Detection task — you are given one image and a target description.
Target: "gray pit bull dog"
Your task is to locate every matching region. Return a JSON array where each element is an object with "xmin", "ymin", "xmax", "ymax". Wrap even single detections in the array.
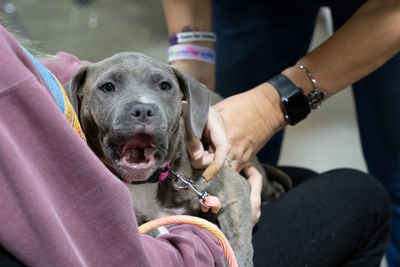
[{"xmin": 64, "ymin": 52, "xmax": 291, "ymax": 267}]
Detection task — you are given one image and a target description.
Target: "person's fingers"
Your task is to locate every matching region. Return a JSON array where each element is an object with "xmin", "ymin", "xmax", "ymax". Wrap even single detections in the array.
[
  {"xmin": 207, "ymin": 108, "xmax": 230, "ymax": 166},
  {"xmin": 246, "ymin": 166, "xmax": 263, "ymax": 194},
  {"xmin": 186, "ymin": 137, "xmax": 204, "ymax": 161},
  {"xmin": 190, "ymin": 151, "xmax": 215, "ymax": 169},
  {"xmin": 184, "ymin": 103, "xmax": 230, "ymax": 169},
  {"xmin": 227, "ymin": 159, "xmax": 250, "ymax": 173},
  {"xmin": 229, "ymin": 160, "xmax": 240, "ymax": 172},
  {"xmin": 244, "ymin": 165, "xmax": 263, "ymax": 225},
  {"xmin": 213, "ymin": 86, "xmax": 283, "ymax": 170},
  {"xmin": 210, "ymin": 130, "xmax": 230, "ymax": 167}
]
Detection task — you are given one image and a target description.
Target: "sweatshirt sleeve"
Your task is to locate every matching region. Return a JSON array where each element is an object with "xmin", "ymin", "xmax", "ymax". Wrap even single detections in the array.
[
  {"xmin": 39, "ymin": 51, "xmax": 90, "ymax": 85},
  {"xmin": 0, "ymin": 24, "xmax": 224, "ymax": 267}
]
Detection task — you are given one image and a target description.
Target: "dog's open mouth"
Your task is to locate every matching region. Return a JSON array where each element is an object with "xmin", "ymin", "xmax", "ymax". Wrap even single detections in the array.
[{"xmin": 118, "ymin": 133, "xmax": 157, "ymax": 182}]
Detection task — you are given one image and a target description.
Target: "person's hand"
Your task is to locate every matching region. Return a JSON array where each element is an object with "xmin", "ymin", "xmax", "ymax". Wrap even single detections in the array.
[
  {"xmin": 171, "ymin": 60, "xmax": 215, "ymax": 90},
  {"xmin": 243, "ymin": 164, "xmax": 263, "ymax": 225},
  {"xmin": 214, "ymin": 83, "xmax": 286, "ymax": 172},
  {"xmin": 184, "ymin": 104, "xmax": 230, "ymax": 168}
]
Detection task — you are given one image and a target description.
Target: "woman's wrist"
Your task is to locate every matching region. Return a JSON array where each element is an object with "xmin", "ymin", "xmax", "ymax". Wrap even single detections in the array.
[
  {"xmin": 168, "ymin": 44, "xmax": 216, "ymax": 64},
  {"xmin": 265, "ymin": 63, "xmax": 327, "ymax": 126},
  {"xmin": 167, "ymin": 33, "xmax": 216, "ymax": 90},
  {"xmin": 281, "ymin": 66, "xmax": 315, "ymax": 94},
  {"xmin": 251, "ymin": 83, "xmax": 288, "ymax": 134},
  {"xmin": 170, "ymin": 60, "xmax": 215, "ymax": 90}
]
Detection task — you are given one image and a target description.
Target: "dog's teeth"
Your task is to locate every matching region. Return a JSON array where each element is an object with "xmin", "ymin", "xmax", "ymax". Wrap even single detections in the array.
[
  {"xmin": 119, "ymin": 134, "xmax": 157, "ymax": 164},
  {"xmin": 122, "ymin": 149, "xmax": 137, "ymax": 163},
  {"xmin": 144, "ymin": 147, "xmax": 156, "ymax": 157}
]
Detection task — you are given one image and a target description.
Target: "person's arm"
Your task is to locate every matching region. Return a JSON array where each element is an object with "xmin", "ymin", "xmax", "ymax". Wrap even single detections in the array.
[
  {"xmin": 161, "ymin": 0, "xmax": 215, "ymax": 90},
  {"xmin": 285, "ymin": 0, "xmax": 400, "ymax": 96},
  {"xmin": 162, "ymin": 0, "xmax": 224, "ymax": 162},
  {"xmin": 162, "ymin": 0, "xmax": 263, "ymax": 224},
  {"xmin": 214, "ymin": 0, "xmax": 400, "ymax": 171}
]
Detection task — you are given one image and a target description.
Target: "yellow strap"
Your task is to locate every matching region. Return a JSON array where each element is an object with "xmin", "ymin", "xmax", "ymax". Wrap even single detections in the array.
[{"xmin": 49, "ymin": 71, "xmax": 86, "ymax": 142}]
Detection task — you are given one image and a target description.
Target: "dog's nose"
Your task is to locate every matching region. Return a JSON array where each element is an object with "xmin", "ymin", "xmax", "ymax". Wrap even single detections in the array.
[{"xmin": 131, "ymin": 103, "xmax": 155, "ymax": 123}]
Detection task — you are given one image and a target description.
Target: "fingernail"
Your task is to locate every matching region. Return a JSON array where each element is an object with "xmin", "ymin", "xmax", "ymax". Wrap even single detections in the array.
[{"xmin": 192, "ymin": 150, "xmax": 202, "ymax": 160}]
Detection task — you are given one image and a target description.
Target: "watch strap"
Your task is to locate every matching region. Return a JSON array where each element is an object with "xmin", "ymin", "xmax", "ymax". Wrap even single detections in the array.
[
  {"xmin": 268, "ymin": 74, "xmax": 296, "ymax": 99},
  {"xmin": 268, "ymin": 74, "xmax": 310, "ymax": 125}
]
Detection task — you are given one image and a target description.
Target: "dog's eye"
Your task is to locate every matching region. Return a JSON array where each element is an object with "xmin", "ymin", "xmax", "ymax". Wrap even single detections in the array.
[
  {"xmin": 100, "ymin": 82, "xmax": 115, "ymax": 93},
  {"xmin": 159, "ymin": 81, "xmax": 171, "ymax": 91}
]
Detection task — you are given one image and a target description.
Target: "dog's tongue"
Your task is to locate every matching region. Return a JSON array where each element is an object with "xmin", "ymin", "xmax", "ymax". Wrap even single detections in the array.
[
  {"xmin": 121, "ymin": 134, "xmax": 156, "ymax": 164},
  {"xmin": 123, "ymin": 148, "xmax": 155, "ymax": 163}
]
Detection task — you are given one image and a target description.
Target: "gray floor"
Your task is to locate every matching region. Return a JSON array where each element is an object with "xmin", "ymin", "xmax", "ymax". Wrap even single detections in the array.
[
  {"xmin": 5, "ymin": 0, "xmax": 168, "ymax": 62},
  {"xmin": 1, "ymin": 1, "xmax": 386, "ymax": 266}
]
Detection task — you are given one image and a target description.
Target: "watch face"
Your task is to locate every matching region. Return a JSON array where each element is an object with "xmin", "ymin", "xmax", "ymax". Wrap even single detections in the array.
[
  {"xmin": 268, "ymin": 74, "xmax": 311, "ymax": 125},
  {"xmin": 282, "ymin": 91, "xmax": 310, "ymax": 125}
]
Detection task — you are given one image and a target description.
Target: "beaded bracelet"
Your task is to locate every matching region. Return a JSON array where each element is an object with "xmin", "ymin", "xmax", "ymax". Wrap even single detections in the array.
[
  {"xmin": 169, "ymin": 31, "xmax": 216, "ymax": 45},
  {"xmin": 295, "ymin": 64, "xmax": 327, "ymax": 109},
  {"xmin": 167, "ymin": 44, "xmax": 216, "ymax": 64}
]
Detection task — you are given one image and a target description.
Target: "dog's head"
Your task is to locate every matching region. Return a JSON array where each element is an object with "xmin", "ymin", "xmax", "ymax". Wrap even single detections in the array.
[{"xmin": 65, "ymin": 52, "xmax": 209, "ymax": 183}]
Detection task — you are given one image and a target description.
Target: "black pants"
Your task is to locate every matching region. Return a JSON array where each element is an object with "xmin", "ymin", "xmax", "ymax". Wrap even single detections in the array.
[{"xmin": 253, "ymin": 168, "xmax": 391, "ymax": 267}]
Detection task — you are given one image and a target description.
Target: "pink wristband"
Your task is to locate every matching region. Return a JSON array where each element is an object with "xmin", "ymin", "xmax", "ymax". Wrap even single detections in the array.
[{"xmin": 167, "ymin": 44, "xmax": 216, "ymax": 64}]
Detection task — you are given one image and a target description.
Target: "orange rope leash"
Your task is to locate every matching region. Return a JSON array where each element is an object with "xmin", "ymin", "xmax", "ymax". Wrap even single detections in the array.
[
  {"xmin": 201, "ymin": 195, "xmax": 221, "ymax": 213},
  {"xmin": 139, "ymin": 215, "xmax": 238, "ymax": 267}
]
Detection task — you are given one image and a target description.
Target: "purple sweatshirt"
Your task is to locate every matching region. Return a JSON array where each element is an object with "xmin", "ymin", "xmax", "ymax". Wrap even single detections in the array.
[{"xmin": 0, "ymin": 24, "xmax": 224, "ymax": 266}]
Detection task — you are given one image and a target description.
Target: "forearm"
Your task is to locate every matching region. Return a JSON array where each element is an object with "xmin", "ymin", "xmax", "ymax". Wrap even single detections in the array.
[
  {"xmin": 224, "ymin": 0, "xmax": 400, "ymax": 158},
  {"xmin": 162, "ymin": 0, "xmax": 212, "ymax": 35},
  {"xmin": 282, "ymin": 0, "xmax": 400, "ymax": 96},
  {"xmin": 212, "ymin": 0, "xmax": 400, "ymax": 169},
  {"xmin": 259, "ymin": 0, "xmax": 400, "ymax": 132},
  {"xmin": 161, "ymin": 0, "xmax": 215, "ymax": 89}
]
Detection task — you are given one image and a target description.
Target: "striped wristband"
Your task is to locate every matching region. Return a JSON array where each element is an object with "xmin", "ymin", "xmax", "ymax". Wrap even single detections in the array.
[
  {"xmin": 169, "ymin": 31, "xmax": 216, "ymax": 45},
  {"xmin": 167, "ymin": 44, "xmax": 216, "ymax": 64}
]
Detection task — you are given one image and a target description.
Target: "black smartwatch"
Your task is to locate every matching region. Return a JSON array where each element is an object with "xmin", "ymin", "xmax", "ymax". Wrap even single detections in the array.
[{"xmin": 267, "ymin": 74, "xmax": 310, "ymax": 125}]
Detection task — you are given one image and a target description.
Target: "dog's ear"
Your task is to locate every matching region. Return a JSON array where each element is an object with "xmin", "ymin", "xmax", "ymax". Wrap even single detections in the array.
[
  {"xmin": 173, "ymin": 68, "xmax": 210, "ymax": 139},
  {"xmin": 64, "ymin": 65, "xmax": 89, "ymax": 116}
]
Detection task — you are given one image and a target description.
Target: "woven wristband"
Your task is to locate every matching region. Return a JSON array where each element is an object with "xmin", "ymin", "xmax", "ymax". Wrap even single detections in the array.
[
  {"xmin": 169, "ymin": 31, "xmax": 216, "ymax": 45},
  {"xmin": 167, "ymin": 44, "xmax": 216, "ymax": 64}
]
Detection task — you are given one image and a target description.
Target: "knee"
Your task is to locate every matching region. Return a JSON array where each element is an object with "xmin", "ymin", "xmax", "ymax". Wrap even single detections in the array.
[{"xmin": 323, "ymin": 168, "xmax": 392, "ymax": 220}]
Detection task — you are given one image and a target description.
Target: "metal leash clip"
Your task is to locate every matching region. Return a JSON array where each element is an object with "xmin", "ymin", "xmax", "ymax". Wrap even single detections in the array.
[{"xmin": 168, "ymin": 169, "xmax": 210, "ymax": 208}]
